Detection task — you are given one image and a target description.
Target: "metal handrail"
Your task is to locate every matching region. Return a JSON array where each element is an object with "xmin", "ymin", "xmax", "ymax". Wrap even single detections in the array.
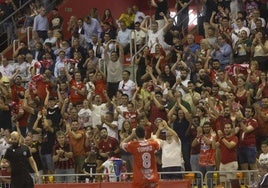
[
  {"xmin": 27, "ymin": 27, "xmax": 33, "ymax": 46},
  {"xmin": 0, "ymin": 0, "xmax": 32, "ymax": 26}
]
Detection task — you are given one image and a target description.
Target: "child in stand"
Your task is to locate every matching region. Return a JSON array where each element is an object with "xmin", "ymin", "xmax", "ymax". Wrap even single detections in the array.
[
  {"xmin": 259, "ymin": 140, "xmax": 268, "ymax": 166},
  {"xmin": 81, "ymin": 152, "xmax": 97, "ymax": 182}
]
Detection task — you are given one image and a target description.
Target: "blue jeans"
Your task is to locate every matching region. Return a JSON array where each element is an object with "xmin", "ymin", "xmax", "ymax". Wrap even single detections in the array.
[
  {"xmin": 40, "ymin": 154, "xmax": 54, "ymax": 172},
  {"xmin": 55, "ymin": 168, "xmax": 75, "ymax": 183},
  {"xmin": 200, "ymin": 165, "xmax": 215, "ymax": 188}
]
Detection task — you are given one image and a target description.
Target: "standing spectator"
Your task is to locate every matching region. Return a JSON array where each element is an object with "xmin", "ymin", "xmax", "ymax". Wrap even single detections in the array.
[
  {"xmin": 120, "ymin": 126, "xmax": 160, "ymax": 188},
  {"xmin": 49, "ymin": 8, "xmax": 63, "ymax": 34},
  {"xmin": 0, "ymin": 131, "xmax": 39, "ymax": 188},
  {"xmin": 192, "ymin": 121, "xmax": 216, "ymax": 188},
  {"xmin": 118, "ymin": 7, "xmax": 135, "ymax": 29},
  {"xmin": 0, "ymin": 0, "xmax": 17, "ymax": 43},
  {"xmin": 151, "ymin": 0, "xmax": 168, "ymax": 29},
  {"xmin": 259, "ymin": 140, "xmax": 268, "ymax": 166},
  {"xmin": 118, "ymin": 70, "xmax": 136, "ymax": 100},
  {"xmin": 33, "ymin": 7, "xmax": 49, "ymax": 41},
  {"xmin": 66, "ymin": 120, "xmax": 86, "ymax": 174},
  {"xmin": 235, "ymin": 106, "xmax": 258, "ymax": 182},
  {"xmin": 83, "ymin": 15, "xmax": 102, "ymax": 48},
  {"xmin": 97, "ymin": 127, "xmax": 120, "ymax": 169},
  {"xmin": 132, "ymin": 5, "xmax": 145, "ymax": 23},
  {"xmin": 32, "ymin": 111, "xmax": 55, "ymax": 175},
  {"xmin": 117, "ymin": 21, "xmax": 131, "ymax": 54},
  {"xmin": 131, "ymin": 21, "xmax": 146, "ymax": 51},
  {"xmin": 156, "ymin": 119, "xmax": 183, "ymax": 179},
  {"xmin": 216, "ymin": 123, "xmax": 238, "ymax": 188},
  {"xmin": 210, "ymin": 34, "xmax": 232, "ymax": 70},
  {"xmin": 52, "ymin": 130, "xmax": 74, "ymax": 183},
  {"xmin": 104, "ymin": 40, "xmax": 124, "ymax": 99},
  {"xmin": 254, "ymin": 97, "xmax": 268, "ymax": 150}
]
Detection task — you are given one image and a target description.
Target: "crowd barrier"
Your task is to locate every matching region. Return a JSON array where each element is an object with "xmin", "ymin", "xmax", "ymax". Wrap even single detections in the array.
[
  {"xmin": 35, "ymin": 181, "xmax": 192, "ymax": 188},
  {"xmin": 1, "ymin": 170, "xmax": 259, "ymax": 188}
]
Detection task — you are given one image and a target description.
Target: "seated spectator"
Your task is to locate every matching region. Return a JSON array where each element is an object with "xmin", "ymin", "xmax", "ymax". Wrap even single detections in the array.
[
  {"xmin": 49, "ymin": 8, "xmax": 63, "ymax": 34},
  {"xmin": 101, "ymin": 9, "xmax": 116, "ymax": 29},
  {"xmin": 118, "ymin": 7, "xmax": 135, "ymax": 29}
]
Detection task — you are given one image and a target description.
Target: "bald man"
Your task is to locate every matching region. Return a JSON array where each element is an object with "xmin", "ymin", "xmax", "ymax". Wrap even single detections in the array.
[{"xmin": 0, "ymin": 131, "xmax": 40, "ymax": 188}]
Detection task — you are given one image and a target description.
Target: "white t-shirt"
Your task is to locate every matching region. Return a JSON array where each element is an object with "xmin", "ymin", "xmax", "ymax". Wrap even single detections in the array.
[{"xmin": 161, "ymin": 138, "xmax": 182, "ymax": 168}]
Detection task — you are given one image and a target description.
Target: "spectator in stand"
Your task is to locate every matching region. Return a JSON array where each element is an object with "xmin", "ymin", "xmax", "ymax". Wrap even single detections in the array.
[
  {"xmin": 31, "ymin": 42, "xmax": 45, "ymax": 61},
  {"xmin": 88, "ymin": 35, "xmax": 104, "ymax": 58},
  {"xmin": 101, "ymin": 111, "xmax": 119, "ymax": 141},
  {"xmin": 192, "ymin": 121, "xmax": 216, "ymax": 188},
  {"xmin": 210, "ymin": 15, "xmax": 232, "ymax": 43},
  {"xmin": 44, "ymin": 30, "xmax": 57, "ymax": 48},
  {"xmin": 54, "ymin": 50, "xmax": 67, "ymax": 78},
  {"xmin": 104, "ymin": 40, "xmax": 124, "ymax": 99},
  {"xmin": 13, "ymin": 41, "xmax": 30, "ymax": 58},
  {"xmin": 132, "ymin": 5, "xmax": 145, "ymax": 24},
  {"xmin": 135, "ymin": 46, "xmax": 152, "ymax": 87},
  {"xmin": 256, "ymin": 72, "xmax": 268, "ymax": 99},
  {"xmin": 96, "ymin": 127, "xmax": 120, "ymax": 169},
  {"xmin": 251, "ymin": 31, "xmax": 268, "ymax": 72},
  {"xmin": 254, "ymin": 97, "xmax": 268, "ymax": 150},
  {"xmin": 52, "ymin": 130, "xmax": 74, "ymax": 183},
  {"xmin": 101, "ymin": 9, "xmax": 116, "ymax": 30},
  {"xmin": 156, "ymin": 119, "xmax": 183, "ymax": 179},
  {"xmin": 118, "ymin": 7, "xmax": 135, "ymax": 29},
  {"xmin": 216, "ymin": 123, "xmax": 238, "ymax": 188},
  {"xmin": 49, "ymin": 8, "xmax": 63, "ymax": 34},
  {"xmin": 168, "ymin": 96, "xmax": 192, "ymax": 171},
  {"xmin": 140, "ymin": 14, "xmax": 171, "ymax": 53},
  {"xmin": 83, "ymin": 15, "xmax": 102, "ymax": 48},
  {"xmin": 118, "ymin": 70, "xmax": 136, "ymax": 100},
  {"xmin": 0, "ymin": 0, "xmax": 17, "ymax": 42},
  {"xmin": 0, "ymin": 57, "xmax": 14, "ymax": 79},
  {"xmin": 33, "ymin": 7, "xmax": 49, "ymax": 41},
  {"xmin": 117, "ymin": 21, "xmax": 131, "ymax": 54},
  {"xmin": 259, "ymin": 140, "xmax": 268, "ymax": 166},
  {"xmin": 89, "ymin": 8, "xmax": 100, "ymax": 22},
  {"xmin": 101, "ymin": 22, "xmax": 116, "ymax": 41},
  {"xmin": 151, "ymin": 0, "xmax": 168, "ymax": 29},
  {"xmin": 210, "ymin": 34, "xmax": 232, "ymax": 70},
  {"xmin": 233, "ymin": 30, "xmax": 252, "ymax": 64},
  {"xmin": 83, "ymin": 49, "xmax": 99, "ymax": 74},
  {"xmin": 131, "ymin": 21, "xmax": 146, "ymax": 51},
  {"xmin": 67, "ymin": 15, "xmax": 78, "ymax": 36},
  {"xmin": 32, "ymin": 111, "xmax": 55, "ymax": 176},
  {"xmin": 65, "ymin": 120, "xmax": 86, "ymax": 174},
  {"xmin": 65, "ymin": 68, "xmax": 86, "ymax": 105},
  {"xmin": 235, "ymin": 106, "xmax": 259, "ymax": 182},
  {"xmin": 248, "ymin": 9, "xmax": 266, "ymax": 32}
]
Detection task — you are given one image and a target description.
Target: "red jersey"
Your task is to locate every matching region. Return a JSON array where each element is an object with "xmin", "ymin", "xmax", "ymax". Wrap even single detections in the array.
[
  {"xmin": 256, "ymin": 108, "xmax": 268, "ymax": 136},
  {"xmin": 122, "ymin": 140, "xmax": 160, "ymax": 188},
  {"xmin": 69, "ymin": 79, "xmax": 86, "ymax": 104},
  {"xmin": 198, "ymin": 134, "xmax": 215, "ymax": 166},
  {"xmin": 238, "ymin": 118, "xmax": 258, "ymax": 147},
  {"xmin": 219, "ymin": 135, "xmax": 238, "ymax": 164},
  {"xmin": 98, "ymin": 136, "xmax": 119, "ymax": 157}
]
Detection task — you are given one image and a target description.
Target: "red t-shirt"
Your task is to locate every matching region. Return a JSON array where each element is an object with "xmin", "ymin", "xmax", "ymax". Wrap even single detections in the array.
[
  {"xmin": 198, "ymin": 134, "xmax": 215, "ymax": 166},
  {"xmin": 69, "ymin": 79, "xmax": 86, "ymax": 104},
  {"xmin": 238, "ymin": 118, "xmax": 258, "ymax": 147},
  {"xmin": 219, "ymin": 135, "xmax": 238, "ymax": 164},
  {"xmin": 122, "ymin": 140, "xmax": 160, "ymax": 188},
  {"xmin": 98, "ymin": 136, "xmax": 119, "ymax": 157}
]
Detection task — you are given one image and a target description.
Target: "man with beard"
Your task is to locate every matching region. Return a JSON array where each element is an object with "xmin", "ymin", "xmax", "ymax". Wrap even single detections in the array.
[
  {"xmin": 66, "ymin": 120, "xmax": 86, "ymax": 174},
  {"xmin": 254, "ymin": 97, "xmax": 268, "ymax": 151},
  {"xmin": 192, "ymin": 122, "xmax": 215, "ymax": 188},
  {"xmin": 172, "ymin": 68, "xmax": 190, "ymax": 97},
  {"xmin": 195, "ymin": 68, "xmax": 212, "ymax": 93},
  {"xmin": 0, "ymin": 131, "xmax": 39, "ymax": 188},
  {"xmin": 96, "ymin": 127, "xmax": 120, "ymax": 170},
  {"xmin": 216, "ymin": 123, "xmax": 238, "ymax": 188},
  {"xmin": 235, "ymin": 106, "xmax": 258, "ymax": 183}
]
